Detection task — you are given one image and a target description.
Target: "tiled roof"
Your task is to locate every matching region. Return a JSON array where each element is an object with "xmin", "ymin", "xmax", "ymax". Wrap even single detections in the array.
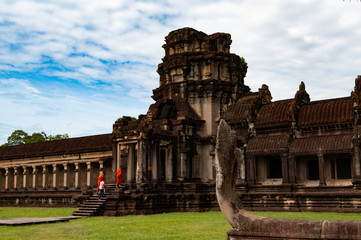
[
  {"xmin": 255, "ymin": 99, "xmax": 293, "ymax": 128},
  {"xmin": 0, "ymin": 133, "xmax": 113, "ymax": 160},
  {"xmin": 298, "ymin": 97, "xmax": 353, "ymax": 128},
  {"xmin": 289, "ymin": 134, "xmax": 353, "ymax": 155},
  {"xmin": 223, "ymin": 93, "xmax": 258, "ymax": 124},
  {"xmin": 246, "ymin": 134, "xmax": 290, "ymax": 154}
]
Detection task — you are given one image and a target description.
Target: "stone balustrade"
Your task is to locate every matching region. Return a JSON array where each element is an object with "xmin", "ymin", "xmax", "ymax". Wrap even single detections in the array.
[{"xmin": 0, "ymin": 160, "xmax": 110, "ymax": 191}]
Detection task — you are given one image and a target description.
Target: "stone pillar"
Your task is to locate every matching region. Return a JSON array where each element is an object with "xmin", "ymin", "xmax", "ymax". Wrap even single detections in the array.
[
  {"xmin": 288, "ymin": 155, "xmax": 296, "ymax": 184},
  {"xmin": 111, "ymin": 143, "xmax": 117, "ymax": 183},
  {"xmin": 238, "ymin": 148, "xmax": 246, "ymax": 181},
  {"xmin": 23, "ymin": 166, "xmax": 27, "ymax": 189},
  {"xmin": 247, "ymin": 156, "xmax": 256, "ymax": 184},
  {"xmin": 166, "ymin": 146, "xmax": 173, "ymax": 181},
  {"xmin": 5, "ymin": 168, "xmax": 9, "ymax": 190},
  {"xmin": 52, "ymin": 164, "xmax": 57, "ymax": 188},
  {"xmin": 14, "ymin": 167, "xmax": 18, "ymax": 189},
  {"xmin": 63, "ymin": 163, "xmax": 68, "ymax": 188},
  {"xmin": 180, "ymin": 152, "xmax": 187, "ymax": 180},
  {"xmin": 86, "ymin": 162, "xmax": 91, "ymax": 187},
  {"xmin": 74, "ymin": 163, "xmax": 79, "ymax": 188},
  {"xmin": 32, "ymin": 166, "xmax": 37, "ymax": 189},
  {"xmin": 42, "ymin": 165, "xmax": 46, "ymax": 189},
  {"xmin": 117, "ymin": 144, "xmax": 123, "ymax": 170},
  {"xmin": 136, "ymin": 140, "xmax": 144, "ymax": 183},
  {"xmin": 281, "ymin": 153, "xmax": 289, "ymax": 184},
  {"xmin": 354, "ymin": 140, "xmax": 361, "ymax": 178},
  {"xmin": 151, "ymin": 144, "xmax": 158, "ymax": 180},
  {"xmin": 318, "ymin": 152, "xmax": 326, "ymax": 186},
  {"xmin": 127, "ymin": 144, "xmax": 135, "ymax": 182},
  {"xmin": 99, "ymin": 161, "xmax": 104, "ymax": 175}
]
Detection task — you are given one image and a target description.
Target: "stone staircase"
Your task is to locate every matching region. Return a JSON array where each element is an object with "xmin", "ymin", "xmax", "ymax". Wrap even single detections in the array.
[{"xmin": 72, "ymin": 184, "xmax": 118, "ymax": 217}]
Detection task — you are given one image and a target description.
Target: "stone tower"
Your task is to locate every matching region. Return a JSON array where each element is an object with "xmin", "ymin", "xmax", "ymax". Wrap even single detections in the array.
[{"xmin": 152, "ymin": 27, "xmax": 249, "ymax": 180}]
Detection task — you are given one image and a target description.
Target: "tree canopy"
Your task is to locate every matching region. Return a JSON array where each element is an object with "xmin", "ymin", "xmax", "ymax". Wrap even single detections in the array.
[{"xmin": 1, "ymin": 130, "xmax": 69, "ymax": 147}]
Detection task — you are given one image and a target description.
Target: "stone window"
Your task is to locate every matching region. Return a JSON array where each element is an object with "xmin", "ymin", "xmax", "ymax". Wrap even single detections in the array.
[
  {"xmin": 296, "ymin": 156, "xmax": 319, "ymax": 185},
  {"xmin": 256, "ymin": 155, "xmax": 282, "ymax": 184},
  {"xmin": 330, "ymin": 157, "xmax": 352, "ymax": 179}
]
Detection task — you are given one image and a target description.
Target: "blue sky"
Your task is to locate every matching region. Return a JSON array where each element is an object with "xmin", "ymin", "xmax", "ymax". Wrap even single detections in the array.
[{"xmin": 1, "ymin": 0, "xmax": 361, "ymax": 144}]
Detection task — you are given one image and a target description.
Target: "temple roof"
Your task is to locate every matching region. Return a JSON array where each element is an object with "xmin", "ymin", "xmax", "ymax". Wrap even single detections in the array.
[
  {"xmin": 224, "ymin": 93, "xmax": 354, "ymax": 130},
  {"xmin": 289, "ymin": 134, "xmax": 353, "ymax": 155},
  {"xmin": 0, "ymin": 133, "xmax": 113, "ymax": 160},
  {"xmin": 246, "ymin": 134, "xmax": 290, "ymax": 155},
  {"xmin": 256, "ymin": 99, "xmax": 293, "ymax": 129},
  {"xmin": 137, "ymin": 97, "xmax": 203, "ymax": 134},
  {"xmin": 223, "ymin": 92, "xmax": 258, "ymax": 124},
  {"xmin": 298, "ymin": 97, "xmax": 353, "ymax": 128}
]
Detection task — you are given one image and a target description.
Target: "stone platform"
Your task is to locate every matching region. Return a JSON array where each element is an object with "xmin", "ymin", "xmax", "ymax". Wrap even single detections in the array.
[{"xmin": 0, "ymin": 216, "xmax": 81, "ymax": 226}]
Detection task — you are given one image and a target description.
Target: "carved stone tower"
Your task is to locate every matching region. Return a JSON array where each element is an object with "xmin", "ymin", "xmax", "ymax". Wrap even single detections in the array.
[{"xmin": 153, "ymin": 27, "xmax": 249, "ymax": 180}]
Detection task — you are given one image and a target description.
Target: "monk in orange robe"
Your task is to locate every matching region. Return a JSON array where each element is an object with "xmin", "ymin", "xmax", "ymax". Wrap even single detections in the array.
[
  {"xmin": 97, "ymin": 173, "xmax": 104, "ymax": 191},
  {"xmin": 116, "ymin": 168, "xmax": 123, "ymax": 187}
]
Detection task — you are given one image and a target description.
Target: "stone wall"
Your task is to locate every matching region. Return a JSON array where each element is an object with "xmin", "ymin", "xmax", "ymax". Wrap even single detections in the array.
[{"xmin": 0, "ymin": 189, "xmax": 86, "ymax": 207}]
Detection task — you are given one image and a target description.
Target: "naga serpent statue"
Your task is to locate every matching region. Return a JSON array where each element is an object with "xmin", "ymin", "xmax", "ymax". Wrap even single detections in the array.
[{"xmin": 215, "ymin": 119, "xmax": 361, "ymax": 240}]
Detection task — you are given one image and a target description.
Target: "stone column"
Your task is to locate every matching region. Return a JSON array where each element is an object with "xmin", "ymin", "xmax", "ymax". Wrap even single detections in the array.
[
  {"xmin": 32, "ymin": 166, "xmax": 37, "ymax": 189},
  {"xmin": 180, "ymin": 152, "xmax": 187, "ymax": 180},
  {"xmin": 117, "ymin": 144, "xmax": 122, "ymax": 170},
  {"xmin": 247, "ymin": 156, "xmax": 256, "ymax": 184},
  {"xmin": 354, "ymin": 140, "xmax": 361, "ymax": 178},
  {"xmin": 86, "ymin": 162, "xmax": 91, "ymax": 187},
  {"xmin": 136, "ymin": 140, "xmax": 144, "ymax": 184},
  {"xmin": 99, "ymin": 161, "xmax": 104, "ymax": 175},
  {"xmin": 127, "ymin": 143, "xmax": 135, "ymax": 182},
  {"xmin": 318, "ymin": 152, "xmax": 326, "ymax": 186},
  {"xmin": 281, "ymin": 153, "xmax": 289, "ymax": 184},
  {"xmin": 238, "ymin": 148, "xmax": 246, "ymax": 182},
  {"xmin": 5, "ymin": 168, "xmax": 9, "ymax": 190},
  {"xmin": 14, "ymin": 167, "xmax": 18, "ymax": 189},
  {"xmin": 288, "ymin": 155, "xmax": 296, "ymax": 184},
  {"xmin": 23, "ymin": 166, "xmax": 27, "ymax": 189},
  {"xmin": 63, "ymin": 163, "xmax": 68, "ymax": 188},
  {"xmin": 42, "ymin": 165, "xmax": 47, "ymax": 189},
  {"xmin": 166, "ymin": 146, "xmax": 173, "ymax": 181},
  {"xmin": 52, "ymin": 164, "xmax": 57, "ymax": 188},
  {"xmin": 74, "ymin": 163, "xmax": 79, "ymax": 188},
  {"xmin": 151, "ymin": 144, "xmax": 158, "ymax": 180}
]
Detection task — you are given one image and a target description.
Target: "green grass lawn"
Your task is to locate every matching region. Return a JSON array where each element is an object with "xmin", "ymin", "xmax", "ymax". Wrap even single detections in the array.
[{"xmin": 2, "ymin": 207, "xmax": 361, "ymax": 240}]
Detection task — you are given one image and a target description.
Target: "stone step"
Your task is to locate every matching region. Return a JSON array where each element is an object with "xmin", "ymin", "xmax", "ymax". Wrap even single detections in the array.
[
  {"xmin": 81, "ymin": 203, "xmax": 104, "ymax": 207},
  {"xmin": 78, "ymin": 207, "xmax": 98, "ymax": 211},
  {"xmin": 75, "ymin": 209, "xmax": 99, "ymax": 213},
  {"xmin": 72, "ymin": 212, "xmax": 93, "ymax": 216}
]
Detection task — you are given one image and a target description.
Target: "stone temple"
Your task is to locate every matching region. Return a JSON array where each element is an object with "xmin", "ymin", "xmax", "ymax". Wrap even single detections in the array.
[{"xmin": 0, "ymin": 27, "xmax": 361, "ymax": 215}]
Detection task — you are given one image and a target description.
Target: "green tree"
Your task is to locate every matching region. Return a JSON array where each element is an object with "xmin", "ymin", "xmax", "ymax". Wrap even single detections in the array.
[
  {"xmin": 2, "ymin": 130, "xmax": 29, "ymax": 146},
  {"xmin": 240, "ymin": 57, "xmax": 248, "ymax": 70},
  {"xmin": 48, "ymin": 133, "xmax": 69, "ymax": 141},
  {"xmin": 1, "ymin": 130, "xmax": 69, "ymax": 147}
]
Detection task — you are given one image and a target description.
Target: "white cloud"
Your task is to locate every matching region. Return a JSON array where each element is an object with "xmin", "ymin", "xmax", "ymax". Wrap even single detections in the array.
[{"xmin": 1, "ymin": 0, "xmax": 361, "ymax": 144}]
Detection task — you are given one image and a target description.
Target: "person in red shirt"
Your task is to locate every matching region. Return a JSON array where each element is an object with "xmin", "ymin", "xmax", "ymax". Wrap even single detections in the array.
[
  {"xmin": 116, "ymin": 168, "xmax": 123, "ymax": 188},
  {"xmin": 97, "ymin": 173, "xmax": 104, "ymax": 191}
]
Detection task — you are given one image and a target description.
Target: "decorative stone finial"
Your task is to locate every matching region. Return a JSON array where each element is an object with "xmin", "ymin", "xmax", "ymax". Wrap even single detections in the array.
[
  {"xmin": 289, "ymin": 81, "xmax": 310, "ymax": 122},
  {"xmin": 295, "ymin": 81, "xmax": 310, "ymax": 105},
  {"xmin": 258, "ymin": 84, "xmax": 272, "ymax": 104},
  {"xmin": 351, "ymin": 75, "xmax": 361, "ymax": 110}
]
